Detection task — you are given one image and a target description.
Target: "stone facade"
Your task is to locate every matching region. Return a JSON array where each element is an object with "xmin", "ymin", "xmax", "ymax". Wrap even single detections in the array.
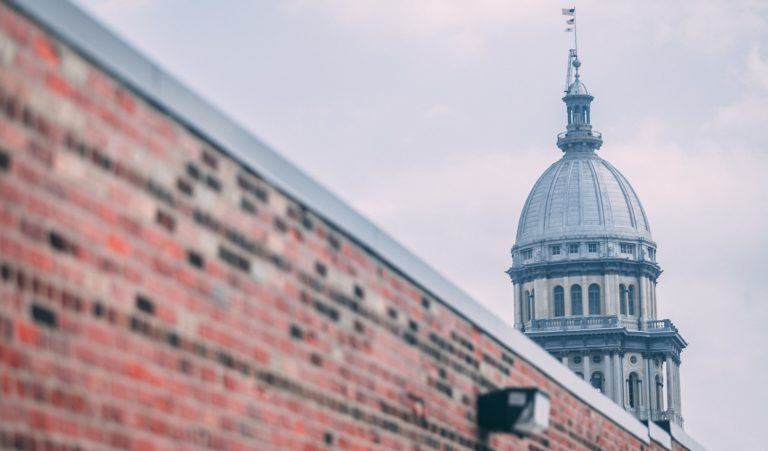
[
  {"xmin": 0, "ymin": 1, "xmax": 702, "ymax": 449},
  {"xmin": 508, "ymin": 55, "xmax": 686, "ymax": 426}
]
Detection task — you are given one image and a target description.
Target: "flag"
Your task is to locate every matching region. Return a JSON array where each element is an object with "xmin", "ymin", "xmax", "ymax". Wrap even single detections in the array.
[
  {"xmin": 562, "ymin": 7, "xmax": 575, "ymax": 16},
  {"xmin": 566, "ymin": 18, "xmax": 575, "ymax": 25},
  {"xmin": 565, "ymin": 27, "xmax": 574, "ymax": 32}
]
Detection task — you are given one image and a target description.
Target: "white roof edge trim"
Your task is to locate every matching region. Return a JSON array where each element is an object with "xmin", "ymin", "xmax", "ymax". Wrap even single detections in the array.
[
  {"xmin": 670, "ymin": 422, "xmax": 707, "ymax": 451},
  {"xmin": 648, "ymin": 422, "xmax": 672, "ymax": 450},
  {"xmin": 11, "ymin": 0, "xmax": 674, "ymax": 445}
]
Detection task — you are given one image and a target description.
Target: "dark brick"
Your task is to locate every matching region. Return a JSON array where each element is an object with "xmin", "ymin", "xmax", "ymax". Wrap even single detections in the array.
[
  {"xmin": 167, "ymin": 332, "xmax": 180, "ymax": 348},
  {"xmin": 186, "ymin": 162, "xmax": 200, "ymax": 180},
  {"xmin": 218, "ymin": 246, "xmax": 250, "ymax": 272},
  {"xmin": 135, "ymin": 295, "xmax": 155, "ymax": 315},
  {"xmin": 290, "ymin": 325, "xmax": 303, "ymax": 340},
  {"xmin": 205, "ymin": 175, "xmax": 220, "ymax": 192},
  {"xmin": 156, "ymin": 210, "xmax": 176, "ymax": 232},
  {"xmin": 314, "ymin": 262, "xmax": 327, "ymax": 278},
  {"xmin": 31, "ymin": 304, "xmax": 56, "ymax": 328},
  {"xmin": 48, "ymin": 231, "xmax": 68, "ymax": 252},
  {"xmin": 240, "ymin": 198, "xmax": 256, "ymax": 215},
  {"xmin": 0, "ymin": 149, "xmax": 9, "ymax": 171},
  {"xmin": 188, "ymin": 250, "xmax": 204, "ymax": 269},
  {"xmin": 201, "ymin": 151, "xmax": 218, "ymax": 170},
  {"xmin": 177, "ymin": 178, "xmax": 193, "ymax": 196}
]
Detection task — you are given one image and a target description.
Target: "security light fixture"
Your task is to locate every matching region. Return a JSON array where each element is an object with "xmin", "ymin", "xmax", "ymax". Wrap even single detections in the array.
[{"xmin": 477, "ymin": 388, "xmax": 550, "ymax": 437}]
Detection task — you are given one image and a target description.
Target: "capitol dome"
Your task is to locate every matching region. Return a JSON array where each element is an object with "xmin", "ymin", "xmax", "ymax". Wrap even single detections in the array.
[{"xmin": 515, "ymin": 152, "xmax": 652, "ymax": 247}]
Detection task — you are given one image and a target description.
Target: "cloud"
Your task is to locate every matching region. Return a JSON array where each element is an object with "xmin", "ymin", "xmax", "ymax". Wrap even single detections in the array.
[
  {"xmin": 708, "ymin": 47, "xmax": 768, "ymax": 143},
  {"xmin": 284, "ymin": 0, "xmax": 550, "ymax": 58}
]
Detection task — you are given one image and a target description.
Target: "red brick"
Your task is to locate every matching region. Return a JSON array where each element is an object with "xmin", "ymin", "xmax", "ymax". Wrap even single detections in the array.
[
  {"xmin": 33, "ymin": 35, "xmax": 59, "ymax": 66},
  {"xmin": 16, "ymin": 321, "xmax": 40, "ymax": 345},
  {"xmin": 45, "ymin": 72, "xmax": 72, "ymax": 97}
]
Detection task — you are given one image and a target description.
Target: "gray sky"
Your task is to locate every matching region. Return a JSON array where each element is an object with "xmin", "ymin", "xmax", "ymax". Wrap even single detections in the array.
[{"xmin": 74, "ymin": 1, "xmax": 768, "ymax": 449}]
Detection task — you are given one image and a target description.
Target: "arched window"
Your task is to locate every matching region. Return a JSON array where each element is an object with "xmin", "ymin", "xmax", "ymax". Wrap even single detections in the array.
[
  {"xmin": 619, "ymin": 284, "xmax": 627, "ymax": 315},
  {"xmin": 524, "ymin": 290, "xmax": 531, "ymax": 321},
  {"xmin": 588, "ymin": 284, "xmax": 601, "ymax": 315},
  {"xmin": 554, "ymin": 286, "xmax": 565, "ymax": 317},
  {"xmin": 655, "ymin": 374, "xmax": 664, "ymax": 411},
  {"xmin": 627, "ymin": 372, "xmax": 641, "ymax": 408},
  {"xmin": 529, "ymin": 289, "xmax": 535, "ymax": 320},
  {"xmin": 628, "ymin": 285, "xmax": 636, "ymax": 316},
  {"xmin": 590, "ymin": 371, "xmax": 604, "ymax": 393},
  {"xmin": 570, "ymin": 284, "xmax": 583, "ymax": 316}
]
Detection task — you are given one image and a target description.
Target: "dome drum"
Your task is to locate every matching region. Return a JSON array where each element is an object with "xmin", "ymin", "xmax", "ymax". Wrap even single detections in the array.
[{"xmin": 506, "ymin": 258, "xmax": 662, "ymax": 285}]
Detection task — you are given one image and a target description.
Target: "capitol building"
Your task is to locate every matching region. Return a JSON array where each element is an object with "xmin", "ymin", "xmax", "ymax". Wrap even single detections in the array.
[{"xmin": 507, "ymin": 55, "xmax": 686, "ymax": 426}]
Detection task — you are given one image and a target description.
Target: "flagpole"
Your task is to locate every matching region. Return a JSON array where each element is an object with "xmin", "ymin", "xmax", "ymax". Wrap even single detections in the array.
[{"xmin": 573, "ymin": 9, "xmax": 578, "ymax": 58}]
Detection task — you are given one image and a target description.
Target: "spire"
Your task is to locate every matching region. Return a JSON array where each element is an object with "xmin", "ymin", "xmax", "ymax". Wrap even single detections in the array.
[{"xmin": 557, "ymin": 9, "xmax": 602, "ymax": 154}]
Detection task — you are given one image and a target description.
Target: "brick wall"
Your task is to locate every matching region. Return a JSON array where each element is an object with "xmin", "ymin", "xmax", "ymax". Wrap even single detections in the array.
[{"xmin": 0, "ymin": 2, "xmax": 692, "ymax": 450}]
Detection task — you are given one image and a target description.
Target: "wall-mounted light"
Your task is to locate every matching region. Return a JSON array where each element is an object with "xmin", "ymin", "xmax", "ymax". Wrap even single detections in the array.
[{"xmin": 477, "ymin": 388, "xmax": 550, "ymax": 436}]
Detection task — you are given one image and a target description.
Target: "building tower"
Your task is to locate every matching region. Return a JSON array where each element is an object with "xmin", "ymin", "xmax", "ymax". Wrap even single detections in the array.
[{"xmin": 507, "ymin": 50, "xmax": 687, "ymax": 426}]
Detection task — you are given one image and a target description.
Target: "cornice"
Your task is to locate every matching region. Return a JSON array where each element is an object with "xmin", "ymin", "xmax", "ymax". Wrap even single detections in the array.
[{"xmin": 507, "ymin": 258, "xmax": 662, "ymax": 284}]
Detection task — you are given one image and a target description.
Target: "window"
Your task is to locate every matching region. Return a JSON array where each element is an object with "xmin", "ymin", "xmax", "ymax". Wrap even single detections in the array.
[
  {"xmin": 551, "ymin": 245, "xmax": 561, "ymax": 256},
  {"xmin": 522, "ymin": 248, "xmax": 533, "ymax": 260},
  {"xmin": 520, "ymin": 290, "xmax": 531, "ymax": 321},
  {"xmin": 627, "ymin": 285, "xmax": 636, "ymax": 316},
  {"xmin": 570, "ymin": 285, "xmax": 583, "ymax": 316},
  {"xmin": 588, "ymin": 284, "xmax": 601, "ymax": 315},
  {"xmin": 529, "ymin": 289, "xmax": 535, "ymax": 320},
  {"xmin": 620, "ymin": 243, "xmax": 635, "ymax": 255},
  {"xmin": 573, "ymin": 356, "xmax": 582, "ymax": 364},
  {"xmin": 568, "ymin": 243, "xmax": 579, "ymax": 254},
  {"xmin": 592, "ymin": 355, "xmax": 602, "ymax": 364},
  {"xmin": 588, "ymin": 242, "xmax": 598, "ymax": 253},
  {"xmin": 655, "ymin": 375, "xmax": 665, "ymax": 410},
  {"xmin": 648, "ymin": 247, "xmax": 656, "ymax": 261},
  {"xmin": 591, "ymin": 372, "xmax": 604, "ymax": 393},
  {"xmin": 619, "ymin": 284, "xmax": 627, "ymax": 315},
  {"xmin": 627, "ymin": 373, "xmax": 641, "ymax": 408},
  {"xmin": 575, "ymin": 371, "xmax": 584, "ymax": 379},
  {"xmin": 553, "ymin": 286, "xmax": 565, "ymax": 317}
]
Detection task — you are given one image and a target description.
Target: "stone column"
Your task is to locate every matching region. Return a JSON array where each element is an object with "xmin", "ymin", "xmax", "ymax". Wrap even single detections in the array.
[
  {"xmin": 666, "ymin": 356, "xmax": 675, "ymax": 414},
  {"xmin": 645, "ymin": 355, "xmax": 655, "ymax": 414},
  {"xmin": 583, "ymin": 352, "xmax": 591, "ymax": 386},
  {"xmin": 562, "ymin": 354, "xmax": 569, "ymax": 367},
  {"xmin": 638, "ymin": 276, "xmax": 648, "ymax": 327},
  {"xmin": 604, "ymin": 274, "xmax": 617, "ymax": 315},
  {"xmin": 615, "ymin": 353, "xmax": 625, "ymax": 407},
  {"xmin": 535, "ymin": 279, "xmax": 547, "ymax": 319},
  {"xmin": 674, "ymin": 362, "xmax": 682, "ymax": 419},
  {"xmin": 514, "ymin": 284, "xmax": 521, "ymax": 328},
  {"xmin": 606, "ymin": 353, "xmax": 615, "ymax": 399},
  {"xmin": 612, "ymin": 352, "xmax": 621, "ymax": 403}
]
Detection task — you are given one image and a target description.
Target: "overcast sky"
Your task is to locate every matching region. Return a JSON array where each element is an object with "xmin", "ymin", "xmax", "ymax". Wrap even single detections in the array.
[{"xmin": 73, "ymin": 1, "xmax": 768, "ymax": 449}]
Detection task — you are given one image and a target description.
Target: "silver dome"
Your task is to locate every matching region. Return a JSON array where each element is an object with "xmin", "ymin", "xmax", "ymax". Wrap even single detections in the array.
[
  {"xmin": 515, "ymin": 152, "xmax": 651, "ymax": 246},
  {"xmin": 567, "ymin": 79, "xmax": 589, "ymax": 95}
]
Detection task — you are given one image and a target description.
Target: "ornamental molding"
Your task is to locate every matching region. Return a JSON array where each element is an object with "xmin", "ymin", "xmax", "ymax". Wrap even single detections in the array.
[{"xmin": 507, "ymin": 258, "xmax": 662, "ymax": 284}]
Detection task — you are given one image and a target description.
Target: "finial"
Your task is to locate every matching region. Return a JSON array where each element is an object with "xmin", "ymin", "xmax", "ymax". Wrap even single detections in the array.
[{"xmin": 573, "ymin": 58, "xmax": 581, "ymax": 79}]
